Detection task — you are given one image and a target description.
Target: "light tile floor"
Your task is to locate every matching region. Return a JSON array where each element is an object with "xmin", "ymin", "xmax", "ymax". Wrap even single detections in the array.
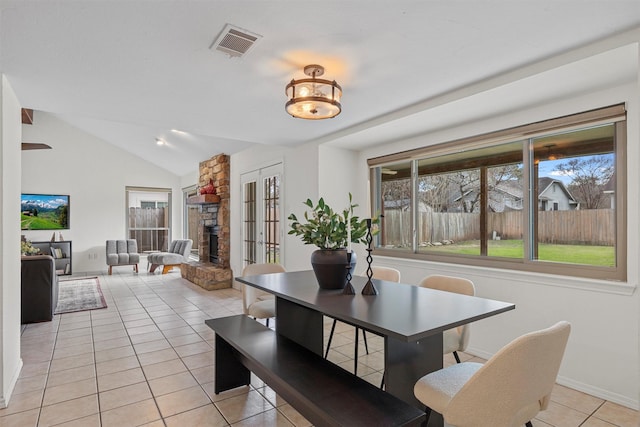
[{"xmin": 2, "ymin": 271, "xmax": 638, "ymax": 427}]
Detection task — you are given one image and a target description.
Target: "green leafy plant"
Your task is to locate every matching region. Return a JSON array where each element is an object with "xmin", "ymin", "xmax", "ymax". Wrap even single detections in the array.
[{"xmin": 288, "ymin": 193, "xmax": 377, "ymax": 250}]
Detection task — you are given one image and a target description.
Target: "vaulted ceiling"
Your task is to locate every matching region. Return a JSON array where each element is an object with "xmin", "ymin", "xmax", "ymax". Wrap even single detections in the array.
[{"xmin": 2, "ymin": 1, "xmax": 639, "ymax": 175}]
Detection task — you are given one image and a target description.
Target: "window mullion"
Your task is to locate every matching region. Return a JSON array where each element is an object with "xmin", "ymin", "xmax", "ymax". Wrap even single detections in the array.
[
  {"xmin": 523, "ymin": 139, "xmax": 535, "ymax": 262},
  {"xmin": 480, "ymin": 167, "xmax": 488, "ymax": 256},
  {"xmin": 411, "ymin": 160, "xmax": 418, "ymax": 253}
]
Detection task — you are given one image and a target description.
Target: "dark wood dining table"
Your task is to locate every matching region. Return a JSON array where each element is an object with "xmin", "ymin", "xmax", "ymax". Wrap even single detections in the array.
[{"xmin": 237, "ymin": 270, "xmax": 515, "ymax": 427}]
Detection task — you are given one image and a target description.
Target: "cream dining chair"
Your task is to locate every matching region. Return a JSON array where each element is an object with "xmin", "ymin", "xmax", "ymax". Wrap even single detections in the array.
[
  {"xmin": 241, "ymin": 263, "xmax": 286, "ymax": 327},
  {"xmin": 419, "ymin": 275, "xmax": 476, "ymax": 363},
  {"xmin": 324, "ymin": 266, "xmax": 401, "ymax": 375},
  {"xmin": 414, "ymin": 321, "xmax": 571, "ymax": 427}
]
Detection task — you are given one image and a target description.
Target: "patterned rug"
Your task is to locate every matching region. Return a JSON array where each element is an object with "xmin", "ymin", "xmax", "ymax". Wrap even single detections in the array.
[{"xmin": 55, "ymin": 276, "xmax": 107, "ymax": 314}]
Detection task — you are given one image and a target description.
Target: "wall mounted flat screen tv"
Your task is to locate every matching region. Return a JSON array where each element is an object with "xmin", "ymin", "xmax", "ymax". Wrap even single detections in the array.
[{"xmin": 21, "ymin": 194, "xmax": 70, "ymax": 230}]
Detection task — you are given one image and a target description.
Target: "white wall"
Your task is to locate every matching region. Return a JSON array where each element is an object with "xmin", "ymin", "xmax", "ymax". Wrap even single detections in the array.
[
  {"xmin": 21, "ymin": 112, "xmax": 182, "ymax": 273},
  {"xmin": 0, "ymin": 75, "xmax": 23, "ymax": 407}
]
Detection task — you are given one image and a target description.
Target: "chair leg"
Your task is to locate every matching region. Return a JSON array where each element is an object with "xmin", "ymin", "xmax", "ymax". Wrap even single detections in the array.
[
  {"xmin": 149, "ymin": 264, "xmax": 159, "ymax": 273},
  {"xmin": 525, "ymin": 422, "xmax": 533, "ymax": 427},
  {"xmin": 266, "ymin": 318, "xmax": 269, "ymax": 327},
  {"xmin": 162, "ymin": 265, "xmax": 173, "ymax": 274},
  {"xmin": 453, "ymin": 350, "xmax": 461, "ymax": 363},
  {"xmin": 362, "ymin": 329, "xmax": 369, "ymax": 354},
  {"xmin": 134, "ymin": 264, "xmax": 138, "ymax": 273},
  {"xmin": 108, "ymin": 265, "xmax": 112, "ymax": 275},
  {"xmin": 380, "ymin": 372, "xmax": 385, "ymax": 389},
  {"xmin": 324, "ymin": 319, "xmax": 337, "ymax": 358}
]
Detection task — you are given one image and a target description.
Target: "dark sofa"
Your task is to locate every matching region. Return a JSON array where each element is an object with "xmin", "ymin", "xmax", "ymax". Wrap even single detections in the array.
[{"xmin": 21, "ymin": 255, "xmax": 59, "ymax": 323}]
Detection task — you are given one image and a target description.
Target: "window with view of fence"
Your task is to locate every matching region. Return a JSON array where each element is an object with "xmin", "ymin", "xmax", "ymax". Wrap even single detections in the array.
[{"xmin": 128, "ymin": 207, "xmax": 169, "ymax": 252}]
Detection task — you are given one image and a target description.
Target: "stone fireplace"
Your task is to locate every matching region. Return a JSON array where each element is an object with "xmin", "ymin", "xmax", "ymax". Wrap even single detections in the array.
[{"xmin": 180, "ymin": 154, "xmax": 233, "ymax": 290}]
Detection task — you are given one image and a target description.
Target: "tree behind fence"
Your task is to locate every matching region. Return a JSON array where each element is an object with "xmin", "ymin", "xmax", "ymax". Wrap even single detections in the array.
[{"xmin": 383, "ymin": 209, "xmax": 614, "ymax": 246}]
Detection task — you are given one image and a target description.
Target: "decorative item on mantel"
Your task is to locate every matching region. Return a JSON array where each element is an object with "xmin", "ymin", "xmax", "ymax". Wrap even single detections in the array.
[
  {"xmin": 288, "ymin": 193, "xmax": 377, "ymax": 290},
  {"xmin": 199, "ymin": 179, "xmax": 216, "ymax": 195}
]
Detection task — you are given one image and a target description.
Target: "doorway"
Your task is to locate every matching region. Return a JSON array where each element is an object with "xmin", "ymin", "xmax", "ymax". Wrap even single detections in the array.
[{"xmin": 241, "ymin": 163, "xmax": 283, "ymax": 267}]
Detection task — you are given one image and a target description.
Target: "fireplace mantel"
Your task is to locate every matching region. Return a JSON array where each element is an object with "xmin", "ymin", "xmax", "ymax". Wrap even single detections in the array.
[{"xmin": 186, "ymin": 194, "xmax": 220, "ymax": 205}]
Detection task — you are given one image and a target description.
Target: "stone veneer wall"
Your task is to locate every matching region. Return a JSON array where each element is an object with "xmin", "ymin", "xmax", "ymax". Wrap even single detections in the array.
[
  {"xmin": 180, "ymin": 154, "xmax": 232, "ymax": 290},
  {"xmin": 197, "ymin": 154, "xmax": 230, "ymax": 268}
]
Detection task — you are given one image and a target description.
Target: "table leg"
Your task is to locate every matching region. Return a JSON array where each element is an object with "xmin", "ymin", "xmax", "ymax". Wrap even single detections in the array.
[
  {"xmin": 385, "ymin": 332, "xmax": 444, "ymax": 427},
  {"xmin": 275, "ymin": 297, "xmax": 323, "ymax": 356}
]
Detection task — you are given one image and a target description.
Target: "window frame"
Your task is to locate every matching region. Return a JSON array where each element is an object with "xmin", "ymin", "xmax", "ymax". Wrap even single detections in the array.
[{"xmin": 368, "ymin": 105, "xmax": 627, "ymax": 281}]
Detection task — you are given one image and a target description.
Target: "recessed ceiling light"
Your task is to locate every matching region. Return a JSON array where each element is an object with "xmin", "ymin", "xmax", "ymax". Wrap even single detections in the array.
[
  {"xmin": 155, "ymin": 138, "xmax": 165, "ymax": 146},
  {"xmin": 170, "ymin": 129, "xmax": 186, "ymax": 134}
]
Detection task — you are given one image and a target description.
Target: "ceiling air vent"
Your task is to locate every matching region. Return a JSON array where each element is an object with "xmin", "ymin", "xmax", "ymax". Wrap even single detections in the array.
[{"xmin": 211, "ymin": 24, "xmax": 261, "ymax": 58}]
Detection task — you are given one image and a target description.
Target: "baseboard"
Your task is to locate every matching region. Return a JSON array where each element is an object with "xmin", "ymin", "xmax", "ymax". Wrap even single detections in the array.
[
  {"xmin": 556, "ymin": 375, "xmax": 639, "ymax": 411},
  {"xmin": 0, "ymin": 357, "xmax": 23, "ymax": 409},
  {"xmin": 466, "ymin": 346, "xmax": 638, "ymax": 410}
]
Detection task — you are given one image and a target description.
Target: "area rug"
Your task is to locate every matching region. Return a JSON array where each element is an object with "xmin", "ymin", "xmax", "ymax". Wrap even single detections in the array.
[{"xmin": 55, "ymin": 276, "xmax": 107, "ymax": 314}]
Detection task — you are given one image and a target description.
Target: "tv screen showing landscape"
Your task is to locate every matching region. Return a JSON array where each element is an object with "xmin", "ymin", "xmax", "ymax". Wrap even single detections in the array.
[{"xmin": 21, "ymin": 194, "xmax": 70, "ymax": 230}]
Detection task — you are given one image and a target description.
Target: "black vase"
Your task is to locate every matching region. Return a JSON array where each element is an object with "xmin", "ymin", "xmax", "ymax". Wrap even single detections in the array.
[{"xmin": 310, "ymin": 249, "xmax": 357, "ymax": 289}]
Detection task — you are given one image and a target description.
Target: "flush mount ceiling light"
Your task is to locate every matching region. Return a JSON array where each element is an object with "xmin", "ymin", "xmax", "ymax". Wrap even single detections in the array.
[{"xmin": 285, "ymin": 64, "xmax": 342, "ymax": 120}]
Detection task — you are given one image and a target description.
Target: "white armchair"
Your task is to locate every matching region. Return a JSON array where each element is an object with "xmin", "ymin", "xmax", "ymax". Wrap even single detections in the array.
[
  {"xmin": 419, "ymin": 275, "xmax": 475, "ymax": 363},
  {"xmin": 148, "ymin": 239, "xmax": 192, "ymax": 274},
  {"xmin": 241, "ymin": 263, "xmax": 286, "ymax": 327},
  {"xmin": 414, "ymin": 321, "xmax": 571, "ymax": 427}
]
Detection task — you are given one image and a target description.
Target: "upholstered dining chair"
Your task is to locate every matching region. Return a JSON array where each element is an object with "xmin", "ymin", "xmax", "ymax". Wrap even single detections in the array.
[
  {"xmin": 324, "ymin": 266, "xmax": 401, "ymax": 375},
  {"xmin": 414, "ymin": 321, "xmax": 571, "ymax": 427},
  {"xmin": 419, "ymin": 275, "xmax": 476, "ymax": 363},
  {"xmin": 241, "ymin": 262, "xmax": 286, "ymax": 327}
]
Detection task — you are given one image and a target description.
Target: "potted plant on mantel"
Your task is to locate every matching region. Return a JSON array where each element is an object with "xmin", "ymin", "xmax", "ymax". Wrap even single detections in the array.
[{"xmin": 288, "ymin": 194, "xmax": 377, "ymax": 289}]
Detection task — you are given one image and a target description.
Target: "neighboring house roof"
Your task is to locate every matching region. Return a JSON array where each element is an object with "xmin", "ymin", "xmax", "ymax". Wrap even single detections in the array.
[{"xmin": 538, "ymin": 177, "xmax": 578, "ymax": 205}]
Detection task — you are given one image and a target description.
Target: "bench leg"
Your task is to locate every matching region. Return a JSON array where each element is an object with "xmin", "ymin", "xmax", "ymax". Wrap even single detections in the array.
[{"xmin": 214, "ymin": 334, "xmax": 250, "ymax": 394}]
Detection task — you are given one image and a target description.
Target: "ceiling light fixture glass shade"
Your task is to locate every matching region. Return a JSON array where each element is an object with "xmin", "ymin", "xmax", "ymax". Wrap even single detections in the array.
[{"xmin": 285, "ymin": 64, "xmax": 342, "ymax": 120}]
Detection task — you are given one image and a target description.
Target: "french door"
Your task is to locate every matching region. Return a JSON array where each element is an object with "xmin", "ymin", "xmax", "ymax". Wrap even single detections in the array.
[{"xmin": 241, "ymin": 163, "xmax": 282, "ymax": 267}]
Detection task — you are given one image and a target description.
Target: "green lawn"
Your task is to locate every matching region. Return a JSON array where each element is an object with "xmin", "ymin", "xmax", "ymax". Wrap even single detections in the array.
[{"xmin": 419, "ymin": 239, "xmax": 615, "ymax": 267}]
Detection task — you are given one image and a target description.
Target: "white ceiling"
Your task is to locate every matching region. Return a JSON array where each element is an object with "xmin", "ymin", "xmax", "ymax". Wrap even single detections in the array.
[{"xmin": 2, "ymin": 1, "xmax": 639, "ymax": 176}]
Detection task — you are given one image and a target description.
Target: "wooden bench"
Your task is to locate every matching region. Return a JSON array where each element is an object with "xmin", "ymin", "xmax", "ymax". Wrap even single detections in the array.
[{"xmin": 205, "ymin": 315, "xmax": 425, "ymax": 427}]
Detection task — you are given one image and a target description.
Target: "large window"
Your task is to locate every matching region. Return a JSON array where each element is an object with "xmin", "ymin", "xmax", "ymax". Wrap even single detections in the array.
[
  {"xmin": 369, "ymin": 105, "xmax": 626, "ymax": 280},
  {"xmin": 126, "ymin": 187, "xmax": 171, "ymax": 252}
]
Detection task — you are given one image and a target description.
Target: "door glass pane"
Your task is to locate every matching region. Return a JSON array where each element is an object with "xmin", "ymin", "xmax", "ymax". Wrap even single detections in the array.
[
  {"xmin": 533, "ymin": 124, "xmax": 616, "ymax": 266},
  {"xmin": 243, "ymin": 181, "xmax": 257, "ymax": 265},
  {"xmin": 263, "ymin": 175, "xmax": 280, "ymax": 263}
]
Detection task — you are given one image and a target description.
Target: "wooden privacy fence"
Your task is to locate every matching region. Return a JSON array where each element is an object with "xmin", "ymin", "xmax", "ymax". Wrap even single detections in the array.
[
  {"xmin": 383, "ymin": 209, "xmax": 615, "ymax": 246},
  {"xmin": 128, "ymin": 207, "xmax": 169, "ymax": 252}
]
